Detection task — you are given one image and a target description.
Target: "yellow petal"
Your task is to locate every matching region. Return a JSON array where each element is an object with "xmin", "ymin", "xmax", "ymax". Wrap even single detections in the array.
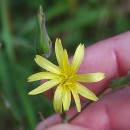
[
  {"xmin": 53, "ymin": 85, "xmax": 64, "ymax": 113},
  {"xmin": 76, "ymin": 83, "xmax": 98, "ymax": 101},
  {"xmin": 63, "ymin": 49, "xmax": 70, "ymax": 73},
  {"xmin": 55, "ymin": 38, "xmax": 64, "ymax": 68},
  {"xmin": 62, "ymin": 86, "xmax": 71, "ymax": 111},
  {"xmin": 71, "ymin": 44, "xmax": 84, "ymax": 73},
  {"xmin": 69, "ymin": 85, "xmax": 81, "ymax": 112},
  {"xmin": 28, "ymin": 72, "xmax": 60, "ymax": 82},
  {"xmin": 35, "ymin": 55, "xmax": 61, "ymax": 74},
  {"xmin": 76, "ymin": 73, "xmax": 105, "ymax": 82},
  {"xmin": 28, "ymin": 79, "xmax": 60, "ymax": 95}
]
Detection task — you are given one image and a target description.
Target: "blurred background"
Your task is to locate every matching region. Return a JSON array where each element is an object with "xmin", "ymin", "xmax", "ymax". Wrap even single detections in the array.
[{"xmin": 0, "ymin": 0, "xmax": 130, "ymax": 130}]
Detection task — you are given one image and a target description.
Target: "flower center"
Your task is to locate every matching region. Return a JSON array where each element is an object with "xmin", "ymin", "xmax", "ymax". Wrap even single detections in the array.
[{"xmin": 61, "ymin": 73, "xmax": 75, "ymax": 86}]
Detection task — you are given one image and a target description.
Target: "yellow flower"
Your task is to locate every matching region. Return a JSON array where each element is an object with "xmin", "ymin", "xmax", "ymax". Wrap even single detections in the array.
[{"xmin": 28, "ymin": 38, "xmax": 105, "ymax": 113}]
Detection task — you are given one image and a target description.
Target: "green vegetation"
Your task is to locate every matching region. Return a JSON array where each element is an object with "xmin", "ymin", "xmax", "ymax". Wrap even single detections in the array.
[{"xmin": 0, "ymin": 0, "xmax": 130, "ymax": 130}]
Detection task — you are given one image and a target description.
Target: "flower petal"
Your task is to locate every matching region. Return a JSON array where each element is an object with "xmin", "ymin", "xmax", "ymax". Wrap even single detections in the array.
[
  {"xmin": 62, "ymin": 86, "xmax": 71, "ymax": 111},
  {"xmin": 63, "ymin": 49, "xmax": 70, "ymax": 73},
  {"xmin": 28, "ymin": 72, "xmax": 60, "ymax": 82},
  {"xmin": 69, "ymin": 85, "xmax": 81, "ymax": 112},
  {"xmin": 28, "ymin": 79, "xmax": 60, "ymax": 95},
  {"xmin": 53, "ymin": 85, "xmax": 64, "ymax": 113},
  {"xmin": 35, "ymin": 55, "xmax": 61, "ymax": 74},
  {"xmin": 55, "ymin": 38, "xmax": 64, "ymax": 68},
  {"xmin": 76, "ymin": 83, "xmax": 98, "ymax": 101},
  {"xmin": 71, "ymin": 44, "xmax": 84, "ymax": 73},
  {"xmin": 76, "ymin": 73, "xmax": 105, "ymax": 82}
]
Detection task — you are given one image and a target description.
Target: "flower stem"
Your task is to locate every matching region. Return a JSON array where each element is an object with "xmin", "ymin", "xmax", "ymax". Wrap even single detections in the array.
[
  {"xmin": 68, "ymin": 86, "xmax": 109, "ymax": 122},
  {"xmin": 60, "ymin": 112, "xmax": 68, "ymax": 123}
]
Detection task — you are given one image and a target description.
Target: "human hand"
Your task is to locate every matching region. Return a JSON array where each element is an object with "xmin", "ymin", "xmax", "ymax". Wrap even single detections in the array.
[{"xmin": 36, "ymin": 31, "xmax": 130, "ymax": 130}]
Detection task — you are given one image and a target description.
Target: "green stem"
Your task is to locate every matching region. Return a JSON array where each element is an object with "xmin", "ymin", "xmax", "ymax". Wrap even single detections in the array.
[
  {"xmin": 68, "ymin": 86, "xmax": 109, "ymax": 122},
  {"xmin": 60, "ymin": 112, "xmax": 68, "ymax": 123},
  {"xmin": 1, "ymin": 0, "xmax": 14, "ymax": 59}
]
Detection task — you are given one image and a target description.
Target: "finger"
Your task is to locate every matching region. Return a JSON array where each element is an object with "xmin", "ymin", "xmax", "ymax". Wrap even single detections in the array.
[
  {"xmin": 36, "ymin": 123, "xmax": 92, "ymax": 130},
  {"xmin": 79, "ymin": 31, "xmax": 130, "ymax": 94},
  {"xmin": 70, "ymin": 87, "xmax": 130, "ymax": 130},
  {"xmin": 37, "ymin": 87, "xmax": 130, "ymax": 130}
]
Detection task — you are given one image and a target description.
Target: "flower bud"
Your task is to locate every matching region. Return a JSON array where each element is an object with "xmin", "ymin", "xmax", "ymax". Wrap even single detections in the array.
[{"xmin": 36, "ymin": 5, "xmax": 52, "ymax": 58}]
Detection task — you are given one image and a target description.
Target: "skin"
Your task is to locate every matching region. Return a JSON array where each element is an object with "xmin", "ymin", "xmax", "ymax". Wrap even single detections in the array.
[{"xmin": 36, "ymin": 31, "xmax": 130, "ymax": 130}]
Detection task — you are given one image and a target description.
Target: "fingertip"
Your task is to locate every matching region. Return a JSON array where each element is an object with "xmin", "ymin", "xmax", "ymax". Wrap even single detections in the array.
[
  {"xmin": 35, "ymin": 114, "xmax": 61, "ymax": 130},
  {"xmin": 44, "ymin": 124, "xmax": 91, "ymax": 130}
]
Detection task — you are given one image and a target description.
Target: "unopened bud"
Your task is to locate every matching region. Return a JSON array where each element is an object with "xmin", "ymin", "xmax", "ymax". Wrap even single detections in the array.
[{"xmin": 36, "ymin": 5, "xmax": 52, "ymax": 58}]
